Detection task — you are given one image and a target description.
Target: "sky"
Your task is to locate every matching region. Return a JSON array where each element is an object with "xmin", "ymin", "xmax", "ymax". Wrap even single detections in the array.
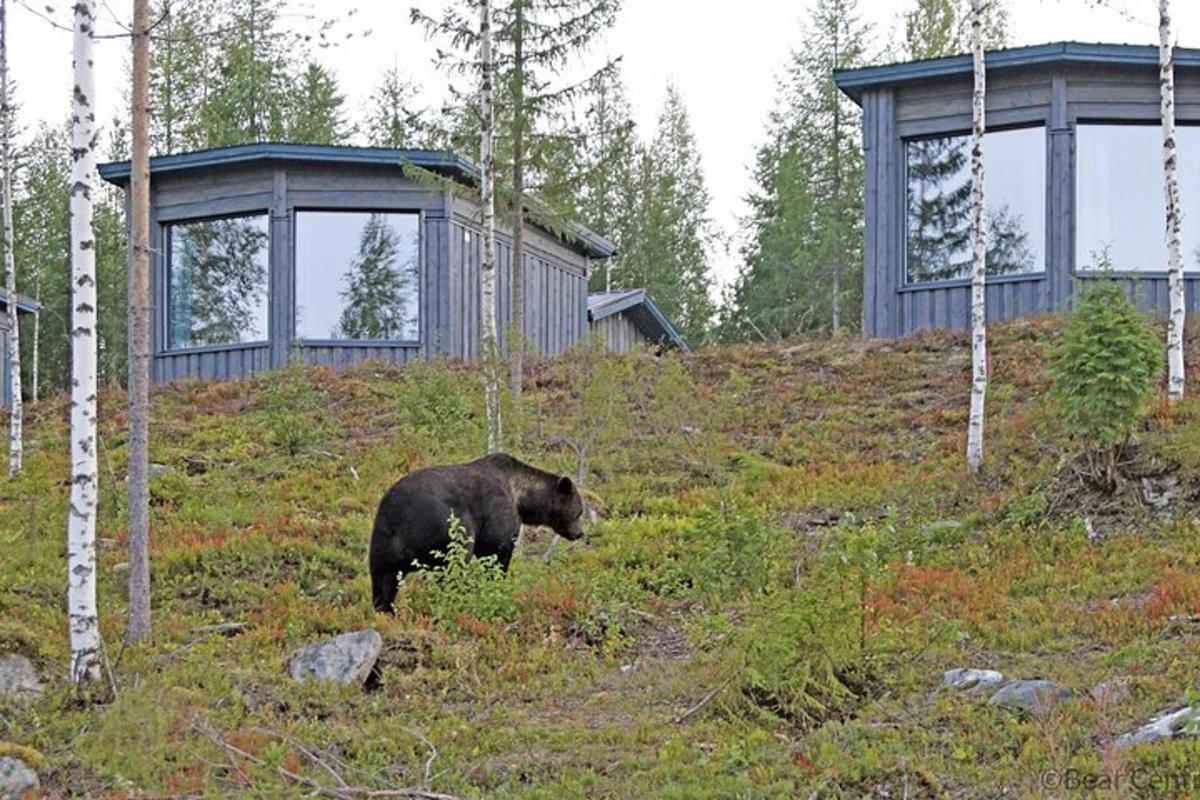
[{"xmin": 11, "ymin": 0, "xmax": 1200, "ymax": 288}]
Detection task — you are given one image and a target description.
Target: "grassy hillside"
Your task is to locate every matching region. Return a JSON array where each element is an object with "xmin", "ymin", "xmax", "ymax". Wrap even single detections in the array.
[{"xmin": 6, "ymin": 318, "xmax": 1200, "ymax": 797}]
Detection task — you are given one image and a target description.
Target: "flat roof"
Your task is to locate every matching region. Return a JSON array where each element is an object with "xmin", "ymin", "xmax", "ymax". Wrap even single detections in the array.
[
  {"xmin": 98, "ymin": 142, "xmax": 616, "ymax": 259},
  {"xmin": 835, "ymin": 41, "xmax": 1200, "ymax": 103},
  {"xmin": 588, "ymin": 289, "xmax": 690, "ymax": 352}
]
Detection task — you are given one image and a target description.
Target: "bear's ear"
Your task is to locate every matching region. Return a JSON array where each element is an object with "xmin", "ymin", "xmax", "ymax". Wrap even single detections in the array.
[{"xmin": 557, "ymin": 476, "xmax": 574, "ymax": 495}]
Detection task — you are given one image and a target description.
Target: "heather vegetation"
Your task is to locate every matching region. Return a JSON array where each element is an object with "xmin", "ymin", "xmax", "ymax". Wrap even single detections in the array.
[{"xmin": 4, "ymin": 317, "xmax": 1200, "ymax": 796}]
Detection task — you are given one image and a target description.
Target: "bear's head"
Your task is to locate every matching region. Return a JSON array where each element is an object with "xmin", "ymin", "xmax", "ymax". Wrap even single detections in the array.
[{"xmin": 550, "ymin": 476, "xmax": 586, "ymax": 541}]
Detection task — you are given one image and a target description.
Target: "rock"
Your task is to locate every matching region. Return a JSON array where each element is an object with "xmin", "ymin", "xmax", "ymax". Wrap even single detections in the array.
[
  {"xmin": 1090, "ymin": 678, "xmax": 1133, "ymax": 708},
  {"xmin": 0, "ymin": 656, "xmax": 43, "ymax": 702},
  {"xmin": 148, "ymin": 463, "xmax": 173, "ymax": 479},
  {"xmin": 1117, "ymin": 705, "xmax": 1200, "ymax": 747},
  {"xmin": 288, "ymin": 630, "xmax": 382, "ymax": 687},
  {"xmin": 988, "ymin": 679, "xmax": 1072, "ymax": 712},
  {"xmin": 0, "ymin": 756, "xmax": 39, "ymax": 800},
  {"xmin": 942, "ymin": 668, "xmax": 1005, "ymax": 695},
  {"xmin": 111, "ymin": 562, "xmax": 130, "ymax": 575},
  {"xmin": 1141, "ymin": 476, "xmax": 1182, "ymax": 510}
]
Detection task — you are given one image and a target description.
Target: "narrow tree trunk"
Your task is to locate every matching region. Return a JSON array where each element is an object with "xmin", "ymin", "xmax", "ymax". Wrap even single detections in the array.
[
  {"xmin": 126, "ymin": 0, "xmax": 152, "ymax": 645},
  {"xmin": 1, "ymin": 0, "xmax": 21, "ymax": 477},
  {"xmin": 509, "ymin": 0, "xmax": 526, "ymax": 397},
  {"xmin": 1161, "ymin": 0, "xmax": 1185, "ymax": 401},
  {"xmin": 966, "ymin": 0, "xmax": 988, "ymax": 474},
  {"xmin": 479, "ymin": 0, "xmax": 502, "ymax": 453},
  {"xmin": 830, "ymin": 26, "xmax": 842, "ymax": 337},
  {"xmin": 68, "ymin": 0, "xmax": 102, "ymax": 687}
]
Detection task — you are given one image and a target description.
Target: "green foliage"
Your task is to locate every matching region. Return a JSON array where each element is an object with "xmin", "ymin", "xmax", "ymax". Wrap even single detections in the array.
[
  {"xmin": 902, "ymin": 0, "xmax": 1010, "ymax": 60},
  {"xmin": 409, "ymin": 513, "xmax": 518, "ymax": 633},
  {"xmin": 390, "ymin": 360, "xmax": 484, "ymax": 450},
  {"xmin": 1050, "ymin": 279, "xmax": 1160, "ymax": 451},
  {"xmin": 257, "ymin": 357, "xmax": 327, "ymax": 456},
  {"xmin": 722, "ymin": 0, "xmax": 869, "ymax": 341}
]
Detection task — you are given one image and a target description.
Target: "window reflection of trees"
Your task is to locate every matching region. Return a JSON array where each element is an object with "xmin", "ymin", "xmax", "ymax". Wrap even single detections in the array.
[
  {"xmin": 295, "ymin": 211, "xmax": 421, "ymax": 342},
  {"xmin": 168, "ymin": 215, "xmax": 269, "ymax": 349},
  {"xmin": 335, "ymin": 214, "xmax": 419, "ymax": 340},
  {"xmin": 906, "ymin": 130, "xmax": 1041, "ymax": 283}
]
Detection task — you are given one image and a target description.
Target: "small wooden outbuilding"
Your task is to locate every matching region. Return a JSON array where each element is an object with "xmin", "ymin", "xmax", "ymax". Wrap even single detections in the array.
[
  {"xmin": 0, "ymin": 292, "xmax": 38, "ymax": 407},
  {"xmin": 587, "ymin": 290, "xmax": 689, "ymax": 353}
]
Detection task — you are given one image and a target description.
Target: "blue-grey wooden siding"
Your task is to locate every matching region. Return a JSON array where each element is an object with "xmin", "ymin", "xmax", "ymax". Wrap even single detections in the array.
[
  {"xmin": 142, "ymin": 162, "xmax": 591, "ymax": 382},
  {"xmin": 590, "ymin": 312, "xmax": 643, "ymax": 353},
  {"xmin": 860, "ymin": 62, "xmax": 1200, "ymax": 337}
]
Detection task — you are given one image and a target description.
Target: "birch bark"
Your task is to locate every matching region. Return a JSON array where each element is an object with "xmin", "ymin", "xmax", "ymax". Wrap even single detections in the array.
[
  {"xmin": 2, "ymin": 0, "xmax": 22, "ymax": 477},
  {"xmin": 126, "ymin": 0, "xmax": 152, "ymax": 644},
  {"xmin": 68, "ymin": 0, "xmax": 102, "ymax": 686},
  {"xmin": 966, "ymin": 0, "xmax": 988, "ymax": 474},
  {"xmin": 480, "ymin": 0, "xmax": 502, "ymax": 453},
  {"xmin": 1161, "ymin": 0, "xmax": 1185, "ymax": 401}
]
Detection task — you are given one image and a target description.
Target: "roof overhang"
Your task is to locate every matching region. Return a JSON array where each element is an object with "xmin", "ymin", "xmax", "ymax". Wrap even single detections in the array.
[
  {"xmin": 98, "ymin": 143, "xmax": 617, "ymax": 260},
  {"xmin": 587, "ymin": 289, "xmax": 690, "ymax": 352},
  {"xmin": 835, "ymin": 41, "xmax": 1200, "ymax": 105},
  {"xmin": 0, "ymin": 291, "xmax": 40, "ymax": 316}
]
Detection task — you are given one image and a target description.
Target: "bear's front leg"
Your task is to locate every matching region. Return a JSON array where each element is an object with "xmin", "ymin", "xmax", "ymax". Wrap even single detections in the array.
[{"xmin": 371, "ymin": 568, "xmax": 400, "ymax": 613}]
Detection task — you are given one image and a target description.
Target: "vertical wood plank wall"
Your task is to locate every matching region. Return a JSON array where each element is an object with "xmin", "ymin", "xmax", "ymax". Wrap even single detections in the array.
[
  {"xmin": 143, "ymin": 163, "xmax": 593, "ymax": 382},
  {"xmin": 861, "ymin": 64, "xmax": 1200, "ymax": 338},
  {"xmin": 589, "ymin": 313, "xmax": 641, "ymax": 353}
]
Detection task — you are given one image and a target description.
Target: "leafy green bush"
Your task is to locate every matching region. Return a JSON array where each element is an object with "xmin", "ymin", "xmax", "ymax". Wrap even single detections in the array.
[
  {"xmin": 392, "ymin": 360, "xmax": 484, "ymax": 449},
  {"xmin": 410, "ymin": 513, "xmax": 517, "ymax": 633},
  {"xmin": 1050, "ymin": 279, "xmax": 1160, "ymax": 490}
]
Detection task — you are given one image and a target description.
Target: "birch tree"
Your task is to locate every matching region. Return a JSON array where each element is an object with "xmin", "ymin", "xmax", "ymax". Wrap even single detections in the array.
[
  {"xmin": 126, "ymin": 0, "xmax": 152, "ymax": 644},
  {"xmin": 68, "ymin": 0, "xmax": 102, "ymax": 685},
  {"xmin": 1160, "ymin": 0, "xmax": 1185, "ymax": 401},
  {"xmin": 1, "ymin": 0, "xmax": 20, "ymax": 476},
  {"xmin": 966, "ymin": 0, "xmax": 987, "ymax": 474},
  {"xmin": 480, "ymin": 0, "xmax": 502, "ymax": 453}
]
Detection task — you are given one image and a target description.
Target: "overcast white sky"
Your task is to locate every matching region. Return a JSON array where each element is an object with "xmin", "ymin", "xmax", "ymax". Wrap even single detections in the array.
[{"xmin": 11, "ymin": 0, "xmax": 1200, "ymax": 286}]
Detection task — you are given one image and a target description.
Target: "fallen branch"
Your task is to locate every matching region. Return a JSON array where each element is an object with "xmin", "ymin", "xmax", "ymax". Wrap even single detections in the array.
[
  {"xmin": 192, "ymin": 718, "xmax": 457, "ymax": 800},
  {"xmin": 673, "ymin": 680, "xmax": 730, "ymax": 725}
]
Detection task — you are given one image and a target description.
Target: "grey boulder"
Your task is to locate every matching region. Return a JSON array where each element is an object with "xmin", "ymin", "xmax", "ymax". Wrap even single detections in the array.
[
  {"xmin": 942, "ymin": 668, "xmax": 1005, "ymax": 695},
  {"xmin": 288, "ymin": 630, "xmax": 382, "ymax": 687},
  {"xmin": 989, "ymin": 679, "xmax": 1072, "ymax": 712},
  {"xmin": 0, "ymin": 655, "xmax": 43, "ymax": 702},
  {"xmin": 0, "ymin": 757, "xmax": 39, "ymax": 800},
  {"xmin": 1117, "ymin": 706, "xmax": 1200, "ymax": 747}
]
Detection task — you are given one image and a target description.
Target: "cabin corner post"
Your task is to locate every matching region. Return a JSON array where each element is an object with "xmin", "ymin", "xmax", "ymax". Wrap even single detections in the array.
[
  {"xmin": 1048, "ymin": 72, "xmax": 1073, "ymax": 313},
  {"xmin": 269, "ymin": 167, "xmax": 291, "ymax": 370},
  {"xmin": 863, "ymin": 87, "xmax": 900, "ymax": 338}
]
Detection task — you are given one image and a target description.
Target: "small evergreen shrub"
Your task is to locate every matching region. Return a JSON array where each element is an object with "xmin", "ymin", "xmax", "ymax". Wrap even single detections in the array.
[
  {"xmin": 259, "ymin": 356, "xmax": 327, "ymax": 456},
  {"xmin": 1050, "ymin": 279, "xmax": 1160, "ymax": 491}
]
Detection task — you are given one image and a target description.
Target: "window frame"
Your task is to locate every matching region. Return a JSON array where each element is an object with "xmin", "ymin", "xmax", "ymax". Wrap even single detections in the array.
[
  {"xmin": 291, "ymin": 207, "xmax": 426, "ymax": 348},
  {"xmin": 1072, "ymin": 119, "xmax": 1200, "ymax": 278},
  {"xmin": 900, "ymin": 122, "xmax": 1050, "ymax": 290},
  {"xmin": 161, "ymin": 210, "xmax": 273, "ymax": 355}
]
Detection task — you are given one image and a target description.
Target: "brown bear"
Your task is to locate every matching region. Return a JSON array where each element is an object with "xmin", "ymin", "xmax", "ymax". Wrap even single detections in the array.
[{"xmin": 369, "ymin": 453, "xmax": 585, "ymax": 612}]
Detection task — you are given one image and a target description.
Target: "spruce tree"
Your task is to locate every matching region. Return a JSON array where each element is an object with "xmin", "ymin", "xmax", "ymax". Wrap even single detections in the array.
[
  {"xmin": 364, "ymin": 66, "xmax": 426, "ymax": 148},
  {"xmin": 288, "ymin": 62, "xmax": 348, "ymax": 145},
  {"xmin": 336, "ymin": 215, "xmax": 417, "ymax": 340}
]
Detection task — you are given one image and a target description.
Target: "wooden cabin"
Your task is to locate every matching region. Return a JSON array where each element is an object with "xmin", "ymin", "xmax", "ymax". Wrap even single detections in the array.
[
  {"xmin": 0, "ymin": 292, "xmax": 38, "ymax": 407},
  {"xmin": 98, "ymin": 143, "xmax": 617, "ymax": 382},
  {"xmin": 835, "ymin": 41, "xmax": 1200, "ymax": 337},
  {"xmin": 587, "ymin": 289, "xmax": 689, "ymax": 353}
]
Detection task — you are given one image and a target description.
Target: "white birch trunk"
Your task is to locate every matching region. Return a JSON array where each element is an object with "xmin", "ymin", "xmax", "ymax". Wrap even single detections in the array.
[
  {"xmin": 1, "ymin": 0, "xmax": 21, "ymax": 477},
  {"xmin": 1161, "ymin": 0, "xmax": 1185, "ymax": 401},
  {"xmin": 67, "ymin": 0, "xmax": 102, "ymax": 686},
  {"xmin": 966, "ymin": 0, "xmax": 988, "ymax": 474},
  {"xmin": 126, "ymin": 0, "xmax": 152, "ymax": 644},
  {"xmin": 479, "ymin": 0, "xmax": 502, "ymax": 453}
]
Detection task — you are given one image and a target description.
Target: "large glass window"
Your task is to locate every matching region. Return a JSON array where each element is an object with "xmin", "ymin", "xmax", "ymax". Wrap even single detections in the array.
[
  {"xmin": 295, "ymin": 211, "xmax": 421, "ymax": 341},
  {"xmin": 167, "ymin": 214, "xmax": 269, "ymax": 350},
  {"xmin": 906, "ymin": 126, "xmax": 1046, "ymax": 283},
  {"xmin": 1076, "ymin": 124, "xmax": 1200, "ymax": 272}
]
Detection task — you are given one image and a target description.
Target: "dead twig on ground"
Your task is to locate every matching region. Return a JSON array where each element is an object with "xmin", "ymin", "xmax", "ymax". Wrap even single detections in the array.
[{"xmin": 673, "ymin": 680, "xmax": 730, "ymax": 725}]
